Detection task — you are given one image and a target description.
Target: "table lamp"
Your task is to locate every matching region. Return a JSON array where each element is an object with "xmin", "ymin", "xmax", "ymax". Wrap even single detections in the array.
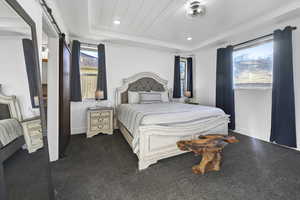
[{"xmin": 184, "ymin": 91, "xmax": 191, "ymax": 98}]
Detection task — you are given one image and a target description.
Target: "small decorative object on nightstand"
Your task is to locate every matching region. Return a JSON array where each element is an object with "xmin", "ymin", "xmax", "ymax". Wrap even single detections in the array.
[
  {"xmin": 21, "ymin": 116, "xmax": 44, "ymax": 153},
  {"xmin": 87, "ymin": 106, "xmax": 113, "ymax": 138}
]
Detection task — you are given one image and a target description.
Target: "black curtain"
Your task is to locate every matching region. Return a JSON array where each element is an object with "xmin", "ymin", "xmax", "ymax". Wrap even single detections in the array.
[
  {"xmin": 70, "ymin": 40, "xmax": 82, "ymax": 102},
  {"xmin": 186, "ymin": 57, "xmax": 193, "ymax": 98},
  {"xmin": 22, "ymin": 39, "xmax": 39, "ymax": 108},
  {"xmin": 270, "ymin": 26, "xmax": 296, "ymax": 148},
  {"xmin": 173, "ymin": 56, "xmax": 181, "ymax": 98},
  {"xmin": 216, "ymin": 46, "xmax": 235, "ymax": 130},
  {"xmin": 97, "ymin": 44, "xmax": 108, "ymax": 100}
]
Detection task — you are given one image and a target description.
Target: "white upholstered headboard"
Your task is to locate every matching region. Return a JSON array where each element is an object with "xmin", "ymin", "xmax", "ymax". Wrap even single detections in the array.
[
  {"xmin": 115, "ymin": 72, "xmax": 169, "ymax": 107},
  {"xmin": 0, "ymin": 84, "xmax": 23, "ymax": 121}
]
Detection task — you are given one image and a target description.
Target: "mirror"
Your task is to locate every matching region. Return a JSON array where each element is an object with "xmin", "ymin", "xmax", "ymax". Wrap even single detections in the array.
[{"xmin": 0, "ymin": 0, "xmax": 53, "ymax": 199}]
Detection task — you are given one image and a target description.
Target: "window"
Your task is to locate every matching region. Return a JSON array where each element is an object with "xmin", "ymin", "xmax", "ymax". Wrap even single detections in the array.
[
  {"xmin": 180, "ymin": 58, "xmax": 187, "ymax": 97},
  {"xmin": 80, "ymin": 48, "xmax": 98, "ymax": 99},
  {"xmin": 233, "ymin": 41, "xmax": 273, "ymax": 89}
]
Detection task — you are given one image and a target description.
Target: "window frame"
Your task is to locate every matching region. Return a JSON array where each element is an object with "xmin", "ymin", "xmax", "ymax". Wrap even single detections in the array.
[
  {"xmin": 233, "ymin": 39, "xmax": 273, "ymax": 90},
  {"xmin": 180, "ymin": 58, "xmax": 188, "ymax": 97}
]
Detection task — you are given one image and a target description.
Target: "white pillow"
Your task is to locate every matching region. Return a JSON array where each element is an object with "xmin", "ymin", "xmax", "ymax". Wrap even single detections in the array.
[
  {"xmin": 151, "ymin": 91, "xmax": 169, "ymax": 102},
  {"xmin": 128, "ymin": 91, "xmax": 140, "ymax": 104},
  {"xmin": 139, "ymin": 92, "xmax": 162, "ymax": 104}
]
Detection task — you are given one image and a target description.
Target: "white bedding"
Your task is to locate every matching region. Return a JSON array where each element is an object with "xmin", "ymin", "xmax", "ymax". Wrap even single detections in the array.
[
  {"xmin": 117, "ymin": 102, "xmax": 226, "ymax": 154},
  {"xmin": 0, "ymin": 119, "xmax": 23, "ymax": 148}
]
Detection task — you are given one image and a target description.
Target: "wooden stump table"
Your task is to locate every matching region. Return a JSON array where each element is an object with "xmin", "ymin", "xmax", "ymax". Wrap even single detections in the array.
[{"xmin": 177, "ymin": 134, "xmax": 239, "ymax": 175}]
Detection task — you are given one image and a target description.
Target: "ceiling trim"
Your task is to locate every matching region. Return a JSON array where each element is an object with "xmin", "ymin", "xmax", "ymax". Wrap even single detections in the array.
[
  {"xmin": 89, "ymin": 28, "xmax": 191, "ymax": 51},
  {"xmin": 190, "ymin": 1, "xmax": 300, "ymax": 51}
]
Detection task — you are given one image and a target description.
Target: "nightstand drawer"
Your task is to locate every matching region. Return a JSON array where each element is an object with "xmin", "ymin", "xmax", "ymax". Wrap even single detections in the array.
[
  {"xmin": 91, "ymin": 117, "xmax": 110, "ymax": 125},
  {"xmin": 91, "ymin": 123, "xmax": 110, "ymax": 131},
  {"xmin": 90, "ymin": 111, "xmax": 111, "ymax": 117},
  {"xmin": 30, "ymin": 134, "xmax": 43, "ymax": 145},
  {"xmin": 30, "ymin": 129, "xmax": 42, "ymax": 137},
  {"xmin": 26, "ymin": 121, "xmax": 41, "ymax": 128},
  {"xmin": 27, "ymin": 126, "xmax": 42, "ymax": 133}
]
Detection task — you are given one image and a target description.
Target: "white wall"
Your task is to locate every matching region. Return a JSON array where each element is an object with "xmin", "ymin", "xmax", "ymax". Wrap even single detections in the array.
[
  {"xmin": 0, "ymin": 37, "xmax": 36, "ymax": 119},
  {"xmin": 194, "ymin": 17, "xmax": 300, "ymax": 148},
  {"xmin": 71, "ymin": 43, "xmax": 174, "ymax": 134},
  {"xmin": 47, "ymin": 37, "xmax": 60, "ymax": 161}
]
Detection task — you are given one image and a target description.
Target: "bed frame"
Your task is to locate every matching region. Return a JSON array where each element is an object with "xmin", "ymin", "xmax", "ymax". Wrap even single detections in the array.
[
  {"xmin": 115, "ymin": 72, "xmax": 229, "ymax": 170},
  {"xmin": 0, "ymin": 85, "xmax": 25, "ymax": 197}
]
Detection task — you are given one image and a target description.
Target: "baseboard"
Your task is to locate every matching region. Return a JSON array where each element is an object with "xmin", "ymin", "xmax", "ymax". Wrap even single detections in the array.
[
  {"xmin": 234, "ymin": 128, "xmax": 300, "ymax": 152},
  {"xmin": 71, "ymin": 127, "xmax": 86, "ymax": 135}
]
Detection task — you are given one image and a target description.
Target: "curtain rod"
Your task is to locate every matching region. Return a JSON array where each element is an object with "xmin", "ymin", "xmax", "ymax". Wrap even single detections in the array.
[
  {"xmin": 233, "ymin": 26, "xmax": 297, "ymax": 48},
  {"xmin": 40, "ymin": 0, "xmax": 62, "ymax": 36}
]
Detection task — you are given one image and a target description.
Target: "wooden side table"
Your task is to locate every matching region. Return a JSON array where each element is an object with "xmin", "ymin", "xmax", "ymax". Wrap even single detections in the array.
[
  {"xmin": 177, "ymin": 134, "xmax": 238, "ymax": 174},
  {"xmin": 87, "ymin": 107, "xmax": 113, "ymax": 138},
  {"xmin": 21, "ymin": 116, "xmax": 44, "ymax": 153}
]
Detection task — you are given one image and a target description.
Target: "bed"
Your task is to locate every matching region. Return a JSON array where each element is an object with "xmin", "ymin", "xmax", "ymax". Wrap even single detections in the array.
[
  {"xmin": 115, "ymin": 72, "xmax": 230, "ymax": 170},
  {"xmin": 0, "ymin": 84, "xmax": 25, "ymax": 170},
  {"xmin": 0, "ymin": 86, "xmax": 25, "ymax": 160}
]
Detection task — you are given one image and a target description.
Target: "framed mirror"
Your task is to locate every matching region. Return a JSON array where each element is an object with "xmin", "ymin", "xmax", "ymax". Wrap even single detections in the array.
[{"xmin": 0, "ymin": 0, "xmax": 54, "ymax": 199}]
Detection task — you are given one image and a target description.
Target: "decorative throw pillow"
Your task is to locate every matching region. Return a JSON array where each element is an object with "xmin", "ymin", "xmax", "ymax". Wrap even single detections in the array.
[
  {"xmin": 128, "ymin": 91, "xmax": 140, "ymax": 104},
  {"xmin": 139, "ymin": 92, "xmax": 162, "ymax": 104},
  {"xmin": 151, "ymin": 91, "xmax": 169, "ymax": 102}
]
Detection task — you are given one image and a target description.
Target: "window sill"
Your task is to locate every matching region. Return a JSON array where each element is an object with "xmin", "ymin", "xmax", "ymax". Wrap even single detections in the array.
[
  {"xmin": 82, "ymin": 98, "xmax": 97, "ymax": 102},
  {"xmin": 234, "ymin": 87, "xmax": 272, "ymax": 91}
]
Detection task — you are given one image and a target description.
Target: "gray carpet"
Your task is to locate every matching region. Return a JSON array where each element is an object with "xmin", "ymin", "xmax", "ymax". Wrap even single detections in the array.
[
  {"xmin": 4, "ymin": 148, "xmax": 50, "ymax": 200},
  {"xmin": 52, "ymin": 131, "xmax": 300, "ymax": 200}
]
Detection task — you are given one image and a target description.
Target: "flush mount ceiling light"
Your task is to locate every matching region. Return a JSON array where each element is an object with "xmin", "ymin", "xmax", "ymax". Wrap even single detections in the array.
[
  {"xmin": 185, "ymin": 0, "xmax": 206, "ymax": 18},
  {"xmin": 113, "ymin": 20, "xmax": 121, "ymax": 25},
  {"xmin": 187, "ymin": 37, "xmax": 193, "ymax": 41}
]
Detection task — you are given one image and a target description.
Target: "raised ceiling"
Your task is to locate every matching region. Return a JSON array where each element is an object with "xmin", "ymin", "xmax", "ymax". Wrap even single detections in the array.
[{"xmin": 55, "ymin": 0, "xmax": 300, "ymax": 51}]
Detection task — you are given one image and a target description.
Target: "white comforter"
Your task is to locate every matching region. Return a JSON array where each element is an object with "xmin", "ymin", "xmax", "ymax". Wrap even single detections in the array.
[
  {"xmin": 117, "ymin": 103, "xmax": 226, "ymax": 153},
  {"xmin": 0, "ymin": 119, "xmax": 23, "ymax": 148}
]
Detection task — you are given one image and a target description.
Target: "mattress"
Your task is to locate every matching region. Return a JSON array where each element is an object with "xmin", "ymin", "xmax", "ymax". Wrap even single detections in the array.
[
  {"xmin": 117, "ymin": 103, "xmax": 227, "ymax": 153},
  {"xmin": 0, "ymin": 119, "xmax": 23, "ymax": 149}
]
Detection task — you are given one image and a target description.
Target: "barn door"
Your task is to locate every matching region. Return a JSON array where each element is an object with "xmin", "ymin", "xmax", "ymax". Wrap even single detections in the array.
[{"xmin": 58, "ymin": 34, "xmax": 71, "ymax": 158}]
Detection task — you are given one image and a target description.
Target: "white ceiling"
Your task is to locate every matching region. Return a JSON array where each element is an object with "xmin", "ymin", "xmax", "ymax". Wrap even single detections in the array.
[
  {"xmin": 0, "ymin": 0, "xmax": 31, "ymax": 37},
  {"xmin": 55, "ymin": 0, "xmax": 300, "ymax": 51}
]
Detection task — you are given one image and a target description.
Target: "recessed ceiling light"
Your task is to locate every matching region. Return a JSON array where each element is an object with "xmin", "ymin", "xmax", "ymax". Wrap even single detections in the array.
[
  {"xmin": 113, "ymin": 20, "xmax": 121, "ymax": 25},
  {"xmin": 187, "ymin": 37, "xmax": 192, "ymax": 41}
]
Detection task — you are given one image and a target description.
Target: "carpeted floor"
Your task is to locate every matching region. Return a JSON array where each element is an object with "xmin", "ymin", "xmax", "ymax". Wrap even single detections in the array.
[
  {"xmin": 51, "ymin": 131, "xmax": 300, "ymax": 200},
  {"xmin": 4, "ymin": 147, "xmax": 50, "ymax": 200}
]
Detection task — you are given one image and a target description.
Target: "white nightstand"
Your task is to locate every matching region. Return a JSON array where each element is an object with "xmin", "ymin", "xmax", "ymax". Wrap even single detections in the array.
[
  {"xmin": 87, "ymin": 107, "xmax": 114, "ymax": 138},
  {"xmin": 21, "ymin": 117, "xmax": 44, "ymax": 153}
]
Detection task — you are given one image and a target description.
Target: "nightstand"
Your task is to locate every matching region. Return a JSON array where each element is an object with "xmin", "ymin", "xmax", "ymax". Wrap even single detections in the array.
[
  {"xmin": 87, "ymin": 107, "xmax": 114, "ymax": 138},
  {"xmin": 21, "ymin": 116, "xmax": 44, "ymax": 153}
]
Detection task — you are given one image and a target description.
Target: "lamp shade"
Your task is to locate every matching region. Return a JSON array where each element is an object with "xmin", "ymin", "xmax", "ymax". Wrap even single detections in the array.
[
  {"xmin": 95, "ymin": 90, "xmax": 104, "ymax": 100},
  {"xmin": 184, "ymin": 91, "xmax": 191, "ymax": 98}
]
